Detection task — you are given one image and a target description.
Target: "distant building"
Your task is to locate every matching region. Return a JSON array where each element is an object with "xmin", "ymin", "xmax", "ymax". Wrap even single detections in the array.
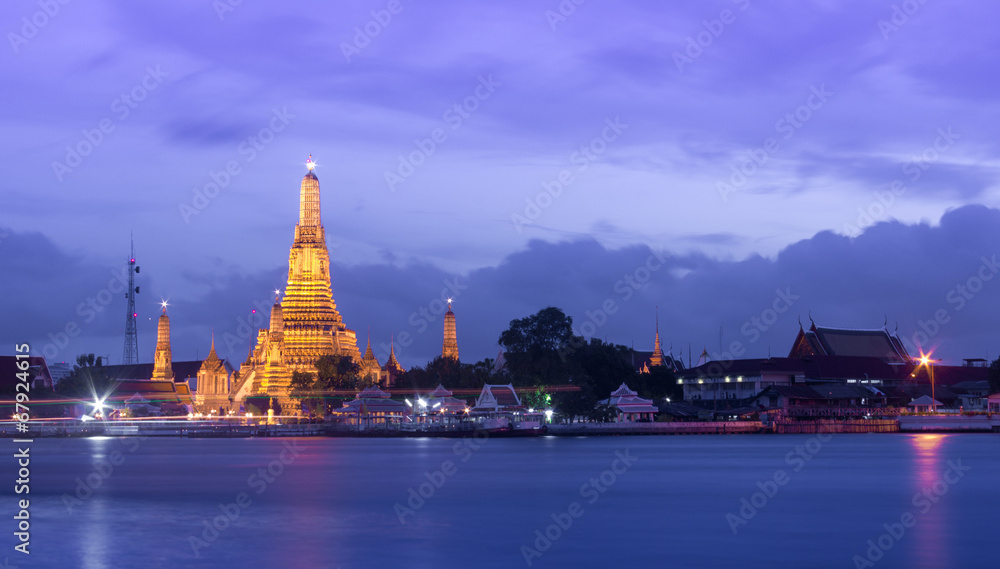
[
  {"xmin": 753, "ymin": 384, "xmax": 886, "ymax": 417},
  {"xmin": 102, "ymin": 312, "xmax": 234, "ymax": 414},
  {"xmin": 633, "ymin": 311, "xmax": 684, "ymax": 373},
  {"xmin": 331, "ymin": 385, "xmax": 408, "ymax": 427},
  {"xmin": 678, "ymin": 320, "xmax": 988, "ymax": 407},
  {"xmin": 907, "ymin": 395, "xmax": 942, "ymax": 413},
  {"xmin": 358, "ymin": 333, "xmax": 406, "ymax": 388},
  {"xmin": 47, "ymin": 361, "xmax": 71, "ymax": 384},
  {"xmin": 789, "ymin": 323, "xmax": 911, "ymax": 364},
  {"xmin": 599, "ymin": 383, "xmax": 658, "ymax": 422},
  {"xmin": 421, "ymin": 384, "xmax": 469, "ymax": 414},
  {"xmin": 472, "ymin": 384, "xmax": 524, "ymax": 413},
  {"xmin": 383, "ymin": 339, "xmax": 406, "ymax": 387},
  {"xmin": 442, "ymin": 301, "xmax": 459, "ymax": 361},
  {"xmin": 195, "ymin": 336, "xmax": 231, "ymax": 414},
  {"xmin": 102, "ymin": 361, "xmax": 217, "ymax": 385},
  {"xmin": 108, "ymin": 379, "xmax": 194, "ymax": 416},
  {"xmin": 988, "ymin": 393, "xmax": 1000, "ymax": 413},
  {"xmin": 951, "ymin": 380, "xmax": 990, "ymax": 410},
  {"xmin": 151, "ymin": 306, "xmax": 175, "ymax": 381},
  {"xmin": 0, "ymin": 355, "xmax": 52, "ymax": 391},
  {"xmin": 234, "ymin": 159, "xmax": 364, "ymax": 412}
]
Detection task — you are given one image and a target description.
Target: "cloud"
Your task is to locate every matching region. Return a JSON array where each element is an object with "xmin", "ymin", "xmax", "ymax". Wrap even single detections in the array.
[{"xmin": 5, "ymin": 204, "xmax": 1000, "ymax": 369}]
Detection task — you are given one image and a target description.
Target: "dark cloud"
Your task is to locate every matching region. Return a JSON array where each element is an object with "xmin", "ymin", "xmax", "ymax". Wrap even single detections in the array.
[{"xmin": 5, "ymin": 205, "xmax": 1000, "ymax": 370}]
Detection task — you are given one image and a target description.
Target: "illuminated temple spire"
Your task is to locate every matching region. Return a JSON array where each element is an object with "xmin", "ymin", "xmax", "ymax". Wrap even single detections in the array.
[
  {"xmin": 360, "ymin": 328, "xmax": 382, "ymax": 383},
  {"xmin": 650, "ymin": 307, "xmax": 663, "ymax": 368},
  {"xmin": 151, "ymin": 302, "xmax": 174, "ymax": 381},
  {"xmin": 300, "ymin": 155, "xmax": 321, "ymax": 227},
  {"xmin": 279, "ymin": 157, "xmax": 360, "ymax": 365},
  {"xmin": 386, "ymin": 335, "xmax": 404, "ymax": 374},
  {"xmin": 442, "ymin": 299, "xmax": 459, "ymax": 360}
]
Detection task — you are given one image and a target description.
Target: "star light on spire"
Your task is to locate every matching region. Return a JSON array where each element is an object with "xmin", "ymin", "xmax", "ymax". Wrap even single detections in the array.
[
  {"xmin": 160, "ymin": 300, "xmax": 168, "ymax": 313},
  {"xmin": 306, "ymin": 154, "xmax": 315, "ymax": 171}
]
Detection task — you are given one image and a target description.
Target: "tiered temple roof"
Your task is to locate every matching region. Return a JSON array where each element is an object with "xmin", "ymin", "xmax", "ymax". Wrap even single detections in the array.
[{"xmin": 789, "ymin": 323, "xmax": 912, "ymax": 364}]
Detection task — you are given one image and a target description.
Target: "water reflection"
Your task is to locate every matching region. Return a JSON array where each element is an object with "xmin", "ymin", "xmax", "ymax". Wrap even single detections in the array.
[
  {"xmin": 81, "ymin": 437, "xmax": 110, "ymax": 569},
  {"xmin": 909, "ymin": 434, "xmax": 947, "ymax": 568}
]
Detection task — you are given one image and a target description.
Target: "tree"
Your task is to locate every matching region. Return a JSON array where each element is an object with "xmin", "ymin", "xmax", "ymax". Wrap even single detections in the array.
[
  {"xmin": 499, "ymin": 307, "xmax": 574, "ymax": 354},
  {"xmin": 313, "ymin": 355, "xmax": 362, "ymax": 411},
  {"xmin": 291, "ymin": 371, "xmax": 314, "ymax": 391},
  {"xmin": 315, "ymin": 355, "xmax": 361, "ymax": 391},
  {"xmin": 631, "ymin": 364, "xmax": 680, "ymax": 403},
  {"xmin": 244, "ymin": 395, "xmax": 269, "ymax": 415},
  {"xmin": 589, "ymin": 403, "xmax": 618, "ymax": 423},
  {"xmin": 494, "ymin": 308, "xmax": 652, "ymax": 420},
  {"xmin": 56, "ymin": 354, "xmax": 116, "ymax": 397},
  {"xmin": 498, "ymin": 307, "xmax": 581, "ymax": 388}
]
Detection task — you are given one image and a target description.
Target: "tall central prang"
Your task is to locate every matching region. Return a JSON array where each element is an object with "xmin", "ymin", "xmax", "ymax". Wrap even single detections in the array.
[
  {"xmin": 237, "ymin": 157, "xmax": 362, "ymax": 405},
  {"xmin": 279, "ymin": 156, "xmax": 361, "ymax": 369}
]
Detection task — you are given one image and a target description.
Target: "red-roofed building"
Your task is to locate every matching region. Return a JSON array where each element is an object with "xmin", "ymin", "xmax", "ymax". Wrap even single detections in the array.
[
  {"xmin": 0, "ymin": 356, "xmax": 53, "ymax": 391},
  {"xmin": 107, "ymin": 379, "xmax": 194, "ymax": 416}
]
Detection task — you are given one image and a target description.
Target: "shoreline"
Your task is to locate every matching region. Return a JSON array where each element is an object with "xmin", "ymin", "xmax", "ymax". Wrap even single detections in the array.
[{"xmin": 3, "ymin": 415, "xmax": 999, "ymax": 438}]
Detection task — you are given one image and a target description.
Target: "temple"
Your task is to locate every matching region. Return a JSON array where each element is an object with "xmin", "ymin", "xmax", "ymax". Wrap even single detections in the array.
[
  {"xmin": 359, "ymin": 332, "xmax": 406, "ymax": 387},
  {"xmin": 788, "ymin": 322, "xmax": 912, "ymax": 364},
  {"xmin": 233, "ymin": 158, "xmax": 365, "ymax": 409},
  {"xmin": 650, "ymin": 308, "xmax": 664, "ymax": 367},
  {"xmin": 195, "ymin": 334, "xmax": 231, "ymax": 414},
  {"xmin": 442, "ymin": 301, "xmax": 459, "ymax": 360},
  {"xmin": 151, "ymin": 304, "xmax": 174, "ymax": 381},
  {"xmin": 635, "ymin": 308, "xmax": 683, "ymax": 374}
]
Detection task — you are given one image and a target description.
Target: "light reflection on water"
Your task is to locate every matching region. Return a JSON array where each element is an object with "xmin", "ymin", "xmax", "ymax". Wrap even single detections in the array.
[
  {"xmin": 910, "ymin": 434, "xmax": 948, "ymax": 569},
  {"xmin": 9, "ymin": 434, "xmax": 996, "ymax": 568}
]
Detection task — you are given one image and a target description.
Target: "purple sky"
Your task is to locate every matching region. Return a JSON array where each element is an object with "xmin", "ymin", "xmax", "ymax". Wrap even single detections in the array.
[{"xmin": 2, "ymin": 0, "xmax": 999, "ymax": 369}]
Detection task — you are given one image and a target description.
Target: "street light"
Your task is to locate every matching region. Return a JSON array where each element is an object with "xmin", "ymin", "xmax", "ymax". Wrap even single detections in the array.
[{"xmin": 917, "ymin": 353, "xmax": 941, "ymax": 413}]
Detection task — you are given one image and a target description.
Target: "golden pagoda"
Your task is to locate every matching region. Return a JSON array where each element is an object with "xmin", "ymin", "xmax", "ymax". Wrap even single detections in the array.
[
  {"xmin": 650, "ymin": 307, "xmax": 664, "ymax": 368},
  {"xmin": 360, "ymin": 330, "xmax": 383, "ymax": 384},
  {"xmin": 383, "ymin": 336, "xmax": 405, "ymax": 387},
  {"xmin": 236, "ymin": 157, "xmax": 362, "ymax": 411},
  {"xmin": 151, "ymin": 303, "xmax": 174, "ymax": 381},
  {"xmin": 442, "ymin": 300, "xmax": 459, "ymax": 360},
  {"xmin": 280, "ymin": 156, "xmax": 361, "ymax": 364}
]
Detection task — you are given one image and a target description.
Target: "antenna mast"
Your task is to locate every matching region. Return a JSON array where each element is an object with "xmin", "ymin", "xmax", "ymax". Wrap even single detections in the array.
[{"xmin": 122, "ymin": 235, "xmax": 140, "ymax": 364}]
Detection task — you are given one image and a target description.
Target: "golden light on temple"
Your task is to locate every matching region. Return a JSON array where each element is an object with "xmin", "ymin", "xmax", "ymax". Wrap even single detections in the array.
[{"xmin": 306, "ymin": 155, "xmax": 315, "ymax": 171}]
